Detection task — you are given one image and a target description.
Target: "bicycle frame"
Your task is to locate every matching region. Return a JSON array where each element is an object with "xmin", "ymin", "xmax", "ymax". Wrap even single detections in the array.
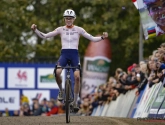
[
  {"xmin": 54, "ymin": 62, "xmax": 81, "ymax": 123},
  {"xmin": 65, "ymin": 67, "xmax": 74, "ymax": 103}
]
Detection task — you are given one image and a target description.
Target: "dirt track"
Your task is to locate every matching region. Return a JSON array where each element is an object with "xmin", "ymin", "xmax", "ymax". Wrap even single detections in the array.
[{"xmin": 0, "ymin": 116, "xmax": 165, "ymax": 125}]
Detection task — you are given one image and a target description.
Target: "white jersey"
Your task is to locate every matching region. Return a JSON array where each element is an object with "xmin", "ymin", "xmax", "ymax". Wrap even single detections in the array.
[{"xmin": 34, "ymin": 25, "xmax": 102, "ymax": 49}]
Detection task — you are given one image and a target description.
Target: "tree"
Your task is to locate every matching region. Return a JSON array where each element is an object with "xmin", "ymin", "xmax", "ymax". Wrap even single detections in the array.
[{"xmin": 0, "ymin": 0, "xmax": 164, "ymax": 75}]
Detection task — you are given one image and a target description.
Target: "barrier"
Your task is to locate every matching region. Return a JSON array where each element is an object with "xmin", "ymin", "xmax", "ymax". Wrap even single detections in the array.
[
  {"xmin": 91, "ymin": 80, "xmax": 165, "ymax": 118},
  {"xmin": 112, "ymin": 94, "xmax": 124, "ymax": 117},
  {"xmin": 91, "ymin": 107, "xmax": 97, "ymax": 116},
  {"xmin": 94, "ymin": 105, "xmax": 102, "ymax": 116},
  {"xmin": 119, "ymin": 89, "xmax": 136, "ymax": 117},
  {"xmin": 141, "ymin": 83, "xmax": 162, "ymax": 117},
  {"xmin": 148, "ymin": 81, "xmax": 165, "ymax": 118},
  {"xmin": 129, "ymin": 85, "xmax": 146, "ymax": 118},
  {"xmin": 100, "ymin": 103, "xmax": 109, "ymax": 116},
  {"xmin": 105, "ymin": 99, "xmax": 117, "ymax": 116}
]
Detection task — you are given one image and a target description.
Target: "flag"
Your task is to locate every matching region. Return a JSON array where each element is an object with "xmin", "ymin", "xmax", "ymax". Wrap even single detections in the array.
[{"xmin": 132, "ymin": 0, "xmax": 139, "ymax": 9}]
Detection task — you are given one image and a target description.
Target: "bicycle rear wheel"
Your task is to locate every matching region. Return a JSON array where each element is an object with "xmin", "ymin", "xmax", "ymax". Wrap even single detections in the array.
[{"xmin": 65, "ymin": 79, "xmax": 71, "ymax": 123}]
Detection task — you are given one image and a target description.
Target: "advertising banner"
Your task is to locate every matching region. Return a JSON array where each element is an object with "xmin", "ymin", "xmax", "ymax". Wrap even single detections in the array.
[
  {"xmin": 133, "ymin": 84, "xmax": 150, "ymax": 118},
  {"xmin": 0, "ymin": 68, "xmax": 5, "ymax": 88},
  {"xmin": 22, "ymin": 90, "xmax": 50, "ymax": 106},
  {"xmin": 141, "ymin": 83, "xmax": 162, "ymax": 117},
  {"xmin": 130, "ymin": 85, "xmax": 146, "ymax": 118},
  {"xmin": 37, "ymin": 68, "xmax": 65, "ymax": 89},
  {"xmin": 7, "ymin": 68, "xmax": 35, "ymax": 88},
  {"xmin": 157, "ymin": 98, "xmax": 165, "ymax": 118},
  {"xmin": 148, "ymin": 83, "xmax": 165, "ymax": 118},
  {"xmin": 81, "ymin": 38, "xmax": 111, "ymax": 98},
  {"xmin": 137, "ymin": 0, "xmax": 165, "ymax": 39},
  {"xmin": 0, "ymin": 90, "xmax": 20, "ymax": 110}
]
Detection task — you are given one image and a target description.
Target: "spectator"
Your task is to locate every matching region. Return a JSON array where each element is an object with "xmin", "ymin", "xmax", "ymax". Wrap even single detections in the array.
[
  {"xmin": 78, "ymin": 101, "xmax": 91, "ymax": 116},
  {"xmin": 22, "ymin": 103, "xmax": 32, "ymax": 116},
  {"xmin": 2, "ymin": 108, "xmax": 10, "ymax": 116},
  {"xmin": 40, "ymin": 99, "xmax": 49, "ymax": 114},
  {"xmin": 21, "ymin": 94, "xmax": 29, "ymax": 105},
  {"xmin": 42, "ymin": 100, "xmax": 58, "ymax": 116},
  {"xmin": 114, "ymin": 68, "xmax": 123, "ymax": 81},
  {"xmin": 33, "ymin": 103, "xmax": 42, "ymax": 116},
  {"xmin": 13, "ymin": 110, "xmax": 19, "ymax": 116},
  {"xmin": 56, "ymin": 100, "xmax": 65, "ymax": 114},
  {"xmin": 31, "ymin": 98, "xmax": 39, "ymax": 112},
  {"xmin": 139, "ymin": 61, "xmax": 148, "ymax": 75}
]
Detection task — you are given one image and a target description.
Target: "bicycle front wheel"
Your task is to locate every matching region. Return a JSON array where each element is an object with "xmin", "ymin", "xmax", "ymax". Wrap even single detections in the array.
[{"xmin": 65, "ymin": 79, "xmax": 71, "ymax": 123}]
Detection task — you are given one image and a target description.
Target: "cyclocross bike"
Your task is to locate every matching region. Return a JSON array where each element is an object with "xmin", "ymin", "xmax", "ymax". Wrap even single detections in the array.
[{"xmin": 55, "ymin": 60, "xmax": 81, "ymax": 123}]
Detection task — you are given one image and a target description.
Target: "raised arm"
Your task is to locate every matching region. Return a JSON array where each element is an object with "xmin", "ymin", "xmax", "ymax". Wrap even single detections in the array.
[
  {"xmin": 31, "ymin": 24, "xmax": 60, "ymax": 39},
  {"xmin": 79, "ymin": 27, "xmax": 108, "ymax": 42}
]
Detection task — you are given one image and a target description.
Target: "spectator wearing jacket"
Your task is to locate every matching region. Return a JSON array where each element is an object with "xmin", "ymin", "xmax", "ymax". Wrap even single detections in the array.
[{"xmin": 42, "ymin": 100, "xmax": 58, "ymax": 116}]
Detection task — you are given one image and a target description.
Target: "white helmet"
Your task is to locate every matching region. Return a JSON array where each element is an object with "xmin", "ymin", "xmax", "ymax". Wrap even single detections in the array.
[{"xmin": 63, "ymin": 9, "xmax": 76, "ymax": 18}]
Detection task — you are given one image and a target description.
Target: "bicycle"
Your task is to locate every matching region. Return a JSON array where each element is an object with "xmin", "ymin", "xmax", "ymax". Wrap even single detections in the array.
[{"xmin": 54, "ymin": 60, "xmax": 81, "ymax": 123}]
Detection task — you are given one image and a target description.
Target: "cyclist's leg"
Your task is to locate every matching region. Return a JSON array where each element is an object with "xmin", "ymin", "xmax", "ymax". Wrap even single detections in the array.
[
  {"xmin": 73, "ymin": 70, "xmax": 80, "ymax": 104},
  {"xmin": 54, "ymin": 53, "xmax": 67, "ymax": 100},
  {"xmin": 70, "ymin": 51, "xmax": 80, "ymax": 105},
  {"xmin": 55, "ymin": 68, "xmax": 63, "ymax": 91}
]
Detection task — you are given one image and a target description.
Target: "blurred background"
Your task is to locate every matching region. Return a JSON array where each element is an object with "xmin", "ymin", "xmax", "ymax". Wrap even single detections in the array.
[{"xmin": 1, "ymin": 0, "xmax": 165, "ymax": 74}]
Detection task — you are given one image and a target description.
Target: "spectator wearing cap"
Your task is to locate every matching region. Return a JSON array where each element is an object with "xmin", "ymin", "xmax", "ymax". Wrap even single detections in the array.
[{"xmin": 127, "ymin": 65, "xmax": 134, "ymax": 83}]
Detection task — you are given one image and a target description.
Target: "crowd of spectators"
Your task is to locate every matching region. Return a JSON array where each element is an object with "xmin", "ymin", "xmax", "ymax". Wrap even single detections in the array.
[
  {"xmin": 0, "ymin": 95, "xmax": 65, "ymax": 117},
  {"xmin": 78, "ymin": 42, "xmax": 165, "ymax": 116},
  {"xmin": 1, "ymin": 43, "xmax": 165, "ymax": 117}
]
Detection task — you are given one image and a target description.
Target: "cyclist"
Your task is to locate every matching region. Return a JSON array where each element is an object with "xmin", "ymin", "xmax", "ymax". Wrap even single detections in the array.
[{"xmin": 31, "ymin": 9, "xmax": 108, "ymax": 111}]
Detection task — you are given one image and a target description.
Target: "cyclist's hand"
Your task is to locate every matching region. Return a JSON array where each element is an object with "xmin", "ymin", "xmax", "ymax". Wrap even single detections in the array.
[
  {"xmin": 102, "ymin": 32, "xmax": 108, "ymax": 39},
  {"xmin": 31, "ymin": 24, "xmax": 37, "ymax": 31}
]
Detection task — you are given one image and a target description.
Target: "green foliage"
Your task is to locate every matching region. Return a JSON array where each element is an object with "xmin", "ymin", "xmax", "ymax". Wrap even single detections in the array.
[{"xmin": 1, "ymin": 0, "xmax": 165, "ymax": 75}]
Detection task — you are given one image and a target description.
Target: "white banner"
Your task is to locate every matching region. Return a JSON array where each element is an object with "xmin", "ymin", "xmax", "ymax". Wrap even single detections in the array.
[
  {"xmin": 0, "ymin": 90, "xmax": 20, "ymax": 110},
  {"xmin": 8, "ymin": 68, "xmax": 35, "ymax": 88},
  {"xmin": 37, "ymin": 68, "xmax": 65, "ymax": 89},
  {"xmin": 0, "ymin": 68, "xmax": 5, "ymax": 88},
  {"xmin": 22, "ymin": 90, "xmax": 50, "ymax": 106},
  {"xmin": 81, "ymin": 56, "xmax": 111, "ymax": 98}
]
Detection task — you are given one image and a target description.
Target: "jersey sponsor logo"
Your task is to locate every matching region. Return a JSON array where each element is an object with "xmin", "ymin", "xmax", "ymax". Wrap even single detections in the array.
[{"xmin": 66, "ymin": 32, "xmax": 78, "ymax": 35}]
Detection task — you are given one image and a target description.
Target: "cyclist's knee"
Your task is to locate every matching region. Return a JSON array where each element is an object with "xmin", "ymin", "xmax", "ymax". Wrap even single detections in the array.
[
  {"xmin": 74, "ymin": 72, "xmax": 80, "ymax": 82},
  {"xmin": 56, "ymin": 68, "xmax": 62, "ymax": 77}
]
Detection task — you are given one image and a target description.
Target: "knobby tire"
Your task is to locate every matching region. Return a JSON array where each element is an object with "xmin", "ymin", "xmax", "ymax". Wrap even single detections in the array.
[{"xmin": 65, "ymin": 79, "xmax": 71, "ymax": 123}]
